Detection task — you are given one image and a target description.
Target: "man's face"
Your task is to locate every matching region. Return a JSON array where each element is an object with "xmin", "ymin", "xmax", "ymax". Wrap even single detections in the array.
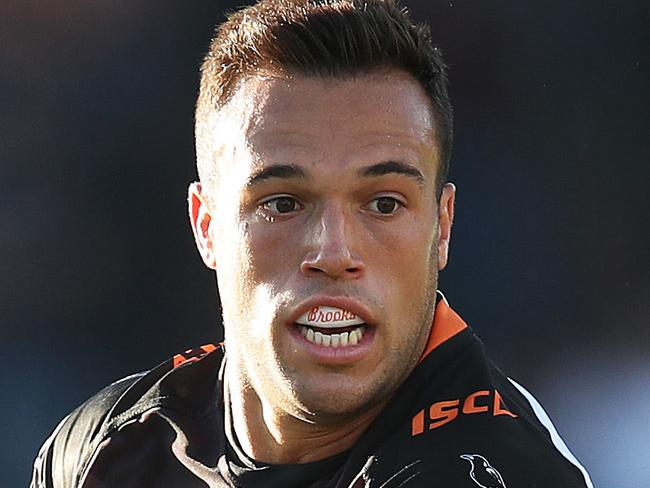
[{"xmin": 190, "ymin": 71, "xmax": 455, "ymax": 420}]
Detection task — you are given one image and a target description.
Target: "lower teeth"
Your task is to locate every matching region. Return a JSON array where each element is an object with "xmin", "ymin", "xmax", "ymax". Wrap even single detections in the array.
[{"xmin": 300, "ymin": 325, "xmax": 365, "ymax": 348}]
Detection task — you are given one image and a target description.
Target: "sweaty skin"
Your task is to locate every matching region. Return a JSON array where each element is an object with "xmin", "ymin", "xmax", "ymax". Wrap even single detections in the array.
[{"xmin": 189, "ymin": 71, "xmax": 455, "ymax": 464}]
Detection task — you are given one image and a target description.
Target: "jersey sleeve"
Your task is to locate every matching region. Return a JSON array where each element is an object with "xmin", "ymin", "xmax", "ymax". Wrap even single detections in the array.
[
  {"xmin": 30, "ymin": 374, "xmax": 144, "ymax": 488},
  {"xmin": 507, "ymin": 377, "xmax": 594, "ymax": 488}
]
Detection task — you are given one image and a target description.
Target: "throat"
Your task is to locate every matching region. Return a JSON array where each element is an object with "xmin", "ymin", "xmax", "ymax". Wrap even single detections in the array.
[{"xmin": 225, "ymin": 362, "xmax": 385, "ymax": 465}]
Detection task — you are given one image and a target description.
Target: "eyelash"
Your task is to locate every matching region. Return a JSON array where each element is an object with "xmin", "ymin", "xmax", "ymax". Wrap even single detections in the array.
[
  {"xmin": 257, "ymin": 195, "xmax": 303, "ymax": 221},
  {"xmin": 364, "ymin": 196, "xmax": 404, "ymax": 215},
  {"xmin": 256, "ymin": 194, "xmax": 406, "ymax": 222}
]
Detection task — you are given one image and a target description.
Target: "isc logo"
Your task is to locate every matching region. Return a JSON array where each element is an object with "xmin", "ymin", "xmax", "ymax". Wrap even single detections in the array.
[{"xmin": 411, "ymin": 389, "xmax": 517, "ymax": 436}]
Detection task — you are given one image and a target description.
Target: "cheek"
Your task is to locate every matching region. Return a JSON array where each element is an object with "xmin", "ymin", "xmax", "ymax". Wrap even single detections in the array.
[
  {"xmin": 218, "ymin": 235, "xmax": 281, "ymax": 343},
  {"xmin": 214, "ymin": 222, "xmax": 257, "ymax": 314},
  {"xmin": 371, "ymin": 219, "xmax": 438, "ymax": 309},
  {"xmin": 246, "ymin": 224, "xmax": 300, "ymax": 280},
  {"xmin": 223, "ymin": 221, "xmax": 303, "ymax": 333},
  {"xmin": 372, "ymin": 216, "xmax": 437, "ymax": 271}
]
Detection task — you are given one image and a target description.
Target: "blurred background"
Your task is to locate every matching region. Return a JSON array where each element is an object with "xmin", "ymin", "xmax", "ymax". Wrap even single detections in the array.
[{"xmin": 1, "ymin": 0, "xmax": 648, "ymax": 486}]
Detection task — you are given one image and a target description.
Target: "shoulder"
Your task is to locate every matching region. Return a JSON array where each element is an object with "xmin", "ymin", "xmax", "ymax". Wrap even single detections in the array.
[
  {"xmin": 439, "ymin": 336, "xmax": 593, "ymax": 487},
  {"xmin": 501, "ymin": 376, "xmax": 594, "ymax": 487},
  {"xmin": 30, "ymin": 373, "xmax": 145, "ymax": 488},
  {"xmin": 357, "ymin": 329, "xmax": 593, "ymax": 487},
  {"xmin": 30, "ymin": 344, "xmax": 223, "ymax": 488}
]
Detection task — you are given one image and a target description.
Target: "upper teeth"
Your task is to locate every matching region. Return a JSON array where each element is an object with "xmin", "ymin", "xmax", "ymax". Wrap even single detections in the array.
[
  {"xmin": 299, "ymin": 325, "xmax": 365, "ymax": 348},
  {"xmin": 295, "ymin": 305, "xmax": 365, "ymax": 329}
]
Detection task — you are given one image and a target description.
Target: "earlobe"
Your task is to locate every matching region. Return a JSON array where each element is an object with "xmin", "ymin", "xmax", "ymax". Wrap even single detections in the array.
[
  {"xmin": 437, "ymin": 182, "xmax": 456, "ymax": 271},
  {"xmin": 188, "ymin": 182, "xmax": 217, "ymax": 270}
]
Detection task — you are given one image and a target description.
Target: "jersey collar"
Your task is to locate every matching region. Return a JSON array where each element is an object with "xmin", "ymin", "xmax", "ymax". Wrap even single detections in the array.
[{"xmin": 418, "ymin": 291, "xmax": 468, "ymax": 362}]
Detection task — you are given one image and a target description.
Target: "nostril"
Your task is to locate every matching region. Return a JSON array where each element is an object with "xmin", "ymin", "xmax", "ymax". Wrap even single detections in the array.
[{"xmin": 300, "ymin": 260, "xmax": 363, "ymax": 279}]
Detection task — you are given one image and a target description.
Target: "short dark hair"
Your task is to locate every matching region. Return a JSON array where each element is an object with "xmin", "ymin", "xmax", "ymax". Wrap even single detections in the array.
[{"xmin": 196, "ymin": 0, "xmax": 453, "ymax": 193}]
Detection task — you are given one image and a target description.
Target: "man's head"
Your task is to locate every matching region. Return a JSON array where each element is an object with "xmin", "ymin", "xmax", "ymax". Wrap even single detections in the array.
[
  {"xmin": 189, "ymin": 0, "xmax": 455, "ymax": 423},
  {"xmin": 195, "ymin": 0, "xmax": 453, "ymax": 198}
]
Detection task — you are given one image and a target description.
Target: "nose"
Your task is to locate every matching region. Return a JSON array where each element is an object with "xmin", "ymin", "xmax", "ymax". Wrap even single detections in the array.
[{"xmin": 300, "ymin": 203, "xmax": 364, "ymax": 280}]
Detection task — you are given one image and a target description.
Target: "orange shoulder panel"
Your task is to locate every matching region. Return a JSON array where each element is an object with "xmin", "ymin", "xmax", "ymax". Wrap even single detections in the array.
[
  {"xmin": 172, "ymin": 343, "xmax": 219, "ymax": 369},
  {"xmin": 418, "ymin": 298, "xmax": 468, "ymax": 362}
]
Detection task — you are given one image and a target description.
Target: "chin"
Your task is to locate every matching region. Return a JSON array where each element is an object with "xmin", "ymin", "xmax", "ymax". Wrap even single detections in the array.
[
  {"xmin": 297, "ymin": 396, "xmax": 371, "ymax": 420},
  {"xmin": 289, "ymin": 376, "xmax": 392, "ymax": 420}
]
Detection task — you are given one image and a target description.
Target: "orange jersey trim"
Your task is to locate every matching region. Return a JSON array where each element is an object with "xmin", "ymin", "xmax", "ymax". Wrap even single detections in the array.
[
  {"xmin": 173, "ymin": 343, "xmax": 219, "ymax": 368},
  {"xmin": 418, "ymin": 297, "xmax": 468, "ymax": 362}
]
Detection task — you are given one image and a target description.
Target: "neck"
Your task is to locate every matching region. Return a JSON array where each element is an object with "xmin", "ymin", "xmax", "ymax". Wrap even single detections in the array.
[{"xmin": 225, "ymin": 364, "xmax": 387, "ymax": 465}]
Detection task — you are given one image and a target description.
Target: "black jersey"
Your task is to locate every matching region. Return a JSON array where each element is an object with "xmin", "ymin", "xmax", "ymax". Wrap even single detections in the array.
[{"xmin": 31, "ymin": 295, "xmax": 593, "ymax": 487}]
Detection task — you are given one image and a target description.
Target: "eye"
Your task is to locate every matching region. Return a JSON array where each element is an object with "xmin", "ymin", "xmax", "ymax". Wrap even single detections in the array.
[
  {"xmin": 259, "ymin": 196, "xmax": 302, "ymax": 215},
  {"xmin": 366, "ymin": 196, "xmax": 402, "ymax": 215}
]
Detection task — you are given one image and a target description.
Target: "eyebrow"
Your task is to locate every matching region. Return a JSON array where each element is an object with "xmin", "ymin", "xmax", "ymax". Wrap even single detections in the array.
[
  {"xmin": 246, "ymin": 164, "xmax": 308, "ymax": 187},
  {"xmin": 246, "ymin": 161, "xmax": 425, "ymax": 187},
  {"xmin": 358, "ymin": 161, "xmax": 425, "ymax": 185}
]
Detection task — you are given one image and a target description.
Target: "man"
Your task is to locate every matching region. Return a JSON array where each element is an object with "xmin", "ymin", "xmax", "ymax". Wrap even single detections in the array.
[{"xmin": 32, "ymin": 1, "xmax": 593, "ymax": 486}]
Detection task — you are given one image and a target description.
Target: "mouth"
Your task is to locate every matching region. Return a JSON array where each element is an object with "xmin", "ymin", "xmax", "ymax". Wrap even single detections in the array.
[{"xmin": 290, "ymin": 303, "xmax": 374, "ymax": 353}]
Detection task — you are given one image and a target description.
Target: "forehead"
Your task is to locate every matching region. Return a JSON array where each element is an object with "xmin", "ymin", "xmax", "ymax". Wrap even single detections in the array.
[
  {"xmin": 208, "ymin": 71, "xmax": 439, "ymax": 179},
  {"xmin": 259, "ymin": 72, "xmax": 431, "ymax": 138}
]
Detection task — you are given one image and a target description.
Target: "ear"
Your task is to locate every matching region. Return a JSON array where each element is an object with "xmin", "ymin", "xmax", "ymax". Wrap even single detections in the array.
[
  {"xmin": 437, "ymin": 182, "xmax": 456, "ymax": 270},
  {"xmin": 188, "ymin": 182, "xmax": 217, "ymax": 270}
]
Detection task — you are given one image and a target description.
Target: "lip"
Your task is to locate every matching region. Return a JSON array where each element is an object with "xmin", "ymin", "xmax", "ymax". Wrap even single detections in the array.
[
  {"xmin": 286, "ymin": 295, "xmax": 377, "ymax": 365},
  {"xmin": 287, "ymin": 295, "xmax": 376, "ymax": 328}
]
